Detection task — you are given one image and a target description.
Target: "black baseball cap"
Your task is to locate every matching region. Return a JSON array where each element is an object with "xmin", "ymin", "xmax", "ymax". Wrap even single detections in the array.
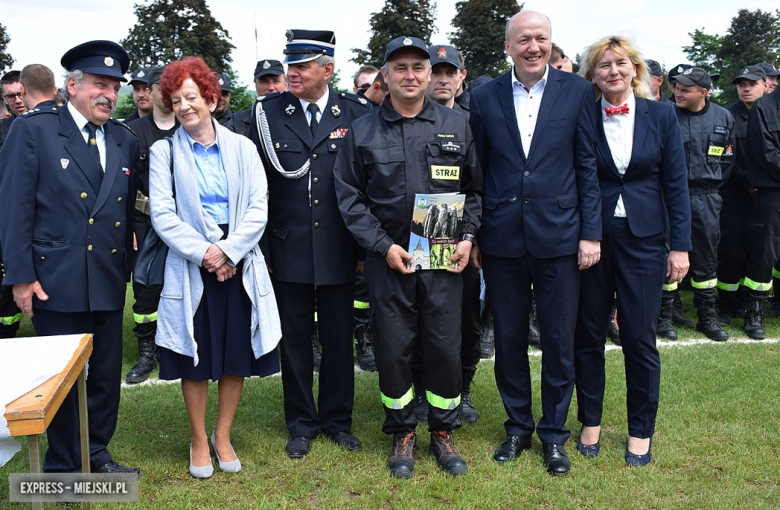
[
  {"xmin": 674, "ymin": 67, "xmax": 712, "ymax": 90},
  {"xmin": 709, "ymin": 73, "xmax": 720, "ymax": 83},
  {"xmin": 470, "ymin": 75, "xmax": 492, "ymax": 90},
  {"xmin": 427, "ymin": 44, "xmax": 460, "ymax": 69},
  {"xmin": 216, "ymin": 73, "xmax": 232, "ymax": 93},
  {"xmin": 645, "ymin": 59, "xmax": 663, "ymax": 77},
  {"xmin": 668, "ymin": 64, "xmax": 692, "ymax": 84},
  {"xmin": 129, "ymin": 67, "xmax": 150, "ymax": 86},
  {"xmin": 756, "ymin": 62, "xmax": 780, "ymax": 77},
  {"xmin": 732, "ymin": 65, "xmax": 767, "ymax": 83},
  {"xmin": 148, "ymin": 66, "xmax": 166, "ymax": 86},
  {"xmin": 384, "ymin": 36, "xmax": 429, "ymax": 64},
  {"xmin": 61, "ymin": 40, "xmax": 130, "ymax": 82},
  {"xmin": 254, "ymin": 59, "xmax": 284, "ymax": 80}
]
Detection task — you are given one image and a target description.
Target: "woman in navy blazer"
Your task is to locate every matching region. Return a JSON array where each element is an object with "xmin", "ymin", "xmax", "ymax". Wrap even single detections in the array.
[{"xmin": 573, "ymin": 36, "xmax": 692, "ymax": 466}]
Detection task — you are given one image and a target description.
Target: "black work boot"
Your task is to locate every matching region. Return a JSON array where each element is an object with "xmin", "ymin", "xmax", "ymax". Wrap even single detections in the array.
[
  {"xmin": 387, "ymin": 432, "xmax": 416, "ymax": 479},
  {"xmin": 480, "ymin": 307, "xmax": 495, "ymax": 359},
  {"xmin": 459, "ymin": 368, "xmax": 479, "ymax": 424},
  {"xmin": 672, "ymin": 290, "xmax": 694, "ymax": 328},
  {"xmin": 696, "ymin": 298, "xmax": 729, "ymax": 341},
  {"xmin": 656, "ymin": 293, "xmax": 678, "ymax": 340},
  {"xmin": 125, "ymin": 337, "xmax": 156, "ymax": 384},
  {"xmin": 744, "ymin": 297, "xmax": 767, "ymax": 340},
  {"xmin": 412, "ymin": 371, "xmax": 428, "ymax": 423},
  {"xmin": 355, "ymin": 324, "xmax": 376, "ymax": 372},
  {"xmin": 429, "ymin": 431, "xmax": 468, "ymax": 476},
  {"xmin": 528, "ymin": 295, "xmax": 541, "ymax": 348},
  {"xmin": 607, "ymin": 300, "xmax": 620, "ymax": 346}
]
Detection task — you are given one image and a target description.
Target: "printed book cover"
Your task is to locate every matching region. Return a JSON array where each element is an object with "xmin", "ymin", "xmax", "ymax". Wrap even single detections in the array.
[{"xmin": 407, "ymin": 193, "xmax": 465, "ymax": 270}]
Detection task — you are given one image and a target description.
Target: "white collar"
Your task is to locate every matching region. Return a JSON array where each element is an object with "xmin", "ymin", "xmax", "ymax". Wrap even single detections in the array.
[
  {"xmin": 67, "ymin": 102, "xmax": 104, "ymax": 132},
  {"xmin": 298, "ymin": 88, "xmax": 330, "ymax": 115},
  {"xmin": 601, "ymin": 92, "xmax": 636, "ymax": 120},
  {"xmin": 511, "ymin": 64, "xmax": 549, "ymax": 90}
]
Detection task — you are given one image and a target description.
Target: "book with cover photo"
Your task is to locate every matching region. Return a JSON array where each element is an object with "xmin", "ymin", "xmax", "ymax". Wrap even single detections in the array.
[{"xmin": 407, "ymin": 193, "xmax": 465, "ymax": 270}]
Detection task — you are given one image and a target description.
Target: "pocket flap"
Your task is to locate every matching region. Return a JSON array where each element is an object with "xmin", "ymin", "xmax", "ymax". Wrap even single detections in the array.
[
  {"xmin": 483, "ymin": 195, "xmax": 498, "ymax": 210},
  {"xmin": 270, "ymin": 223, "xmax": 289, "ymax": 240},
  {"xmin": 361, "ymin": 146, "xmax": 405, "ymax": 164},
  {"xmin": 558, "ymin": 193, "xmax": 579, "ymax": 208}
]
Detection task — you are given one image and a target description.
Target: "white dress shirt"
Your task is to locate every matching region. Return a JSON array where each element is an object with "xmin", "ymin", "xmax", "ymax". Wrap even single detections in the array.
[
  {"xmin": 511, "ymin": 65, "xmax": 549, "ymax": 158},
  {"xmin": 67, "ymin": 102, "xmax": 106, "ymax": 171},
  {"xmin": 601, "ymin": 93, "xmax": 636, "ymax": 218},
  {"xmin": 299, "ymin": 88, "xmax": 330, "ymax": 127}
]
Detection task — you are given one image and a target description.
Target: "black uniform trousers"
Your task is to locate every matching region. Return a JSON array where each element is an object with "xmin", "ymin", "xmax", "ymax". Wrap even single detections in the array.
[
  {"xmin": 744, "ymin": 190, "xmax": 780, "ymax": 296},
  {"xmin": 365, "ymin": 256, "xmax": 463, "ymax": 435},
  {"xmin": 273, "ymin": 279, "xmax": 355, "ymax": 437},
  {"xmin": 482, "ymin": 252, "xmax": 579, "ymax": 444},
  {"xmin": 574, "ymin": 218, "xmax": 665, "ymax": 439},
  {"xmin": 716, "ymin": 188, "xmax": 751, "ymax": 312},
  {"xmin": 131, "ymin": 211, "xmax": 161, "ymax": 341},
  {"xmin": 32, "ymin": 308, "xmax": 123, "ymax": 473},
  {"xmin": 689, "ymin": 192, "xmax": 722, "ymax": 301}
]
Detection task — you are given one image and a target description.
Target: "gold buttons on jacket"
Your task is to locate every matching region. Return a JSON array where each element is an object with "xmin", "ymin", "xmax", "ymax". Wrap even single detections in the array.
[
  {"xmin": 115, "ymin": 222, "xmax": 121, "ymax": 228},
  {"xmin": 314, "ymin": 200, "xmax": 319, "ymax": 206},
  {"xmin": 314, "ymin": 222, "xmax": 320, "ymax": 228},
  {"xmin": 312, "ymin": 177, "xmax": 319, "ymax": 184},
  {"xmin": 89, "ymin": 218, "xmax": 94, "ymax": 224},
  {"xmin": 88, "ymin": 245, "xmax": 93, "ymax": 251},
  {"xmin": 111, "ymin": 249, "xmax": 117, "ymax": 254},
  {"xmin": 81, "ymin": 192, "xmax": 88, "ymax": 199},
  {"xmin": 117, "ymin": 197, "xmax": 122, "ymax": 203}
]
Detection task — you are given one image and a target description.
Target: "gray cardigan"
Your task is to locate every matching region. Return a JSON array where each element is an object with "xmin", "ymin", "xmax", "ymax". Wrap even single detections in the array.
[{"xmin": 149, "ymin": 120, "xmax": 281, "ymax": 366}]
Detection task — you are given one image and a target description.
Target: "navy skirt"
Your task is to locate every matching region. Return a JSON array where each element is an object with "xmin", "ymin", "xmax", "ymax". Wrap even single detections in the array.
[{"xmin": 159, "ymin": 225, "xmax": 279, "ymax": 381}]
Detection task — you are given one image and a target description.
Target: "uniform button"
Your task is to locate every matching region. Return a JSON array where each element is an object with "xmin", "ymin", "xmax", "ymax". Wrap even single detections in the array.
[
  {"xmin": 115, "ymin": 222, "xmax": 121, "ymax": 228},
  {"xmin": 117, "ymin": 197, "xmax": 122, "ymax": 203},
  {"xmin": 523, "ymin": 197, "xmax": 530, "ymax": 203},
  {"xmin": 40, "ymin": 257, "xmax": 45, "ymax": 260},
  {"xmin": 314, "ymin": 222, "xmax": 320, "ymax": 228},
  {"xmin": 314, "ymin": 200, "xmax": 319, "ymax": 206},
  {"xmin": 523, "ymin": 171, "xmax": 530, "ymax": 177},
  {"xmin": 81, "ymin": 192, "xmax": 88, "ymax": 199},
  {"xmin": 312, "ymin": 153, "xmax": 318, "ymax": 160},
  {"xmin": 88, "ymin": 245, "xmax": 93, "ymax": 251},
  {"xmin": 111, "ymin": 249, "xmax": 117, "ymax": 254},
  {"xmin": 89, "ymin": 218, "xmax": 94, "ymax": 224},
  {"xmin": 313, "ymin": 177, "xmax": 319, "ymax": 184}
]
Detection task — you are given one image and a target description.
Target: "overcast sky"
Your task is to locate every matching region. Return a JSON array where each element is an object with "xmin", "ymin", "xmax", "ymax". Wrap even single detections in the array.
[{"xmin": 1, "ymin": 0, "xmax": 777, "ymax": 91}]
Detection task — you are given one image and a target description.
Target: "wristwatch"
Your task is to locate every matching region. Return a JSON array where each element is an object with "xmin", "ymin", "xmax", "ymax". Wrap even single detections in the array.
[{"xmin": 459, "ymin": 232, "xmax": 476, "ymax": 245}]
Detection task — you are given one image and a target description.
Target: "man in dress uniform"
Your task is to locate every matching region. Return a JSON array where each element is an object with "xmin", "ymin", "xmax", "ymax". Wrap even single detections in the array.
[
  {"xmin": 214, "ymin": 73, "xmax": 234, "ymax": 128},
  {"xmin": 0, "ymin": 40, "xmax": 140, "ymax": 475},
  {"xmin": 249, "ymin": 29, "xmax": 370, "ymax": 458},
  {"xmin": 717, "ymin": 65, "xmax": 767, "ymax": 325},
  {"xmin": 124, "ymin": 65, "xmax": 180, "ymax": 384},
  {"xmin": 123, "ymin": 67, "xmax": 152, "ymax": 123},
  {"xmin": 334, "ymin": 36, "xmax": 482, "ymax": 478}
]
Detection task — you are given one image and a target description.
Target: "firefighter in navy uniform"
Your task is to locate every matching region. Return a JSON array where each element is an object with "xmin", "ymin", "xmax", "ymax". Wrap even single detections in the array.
[
  {"xmin": 334, "ymin": 36, "xmax": 482, "ymax": 478},
  {"xmin": 0, "ymin": 40, "xmax": 140, "ymax": 476},
  {"xmin": 249, "ymin": 29, "xmax": 371, "ymax": 459},
  {"xmin": 717, "ymin": 65, "xmax": 768, "ymax": 324},
  {"xmin": 742, "ymin": 82, "xmax": 780, "ymax": 339},
  {"xmin": 672, "ymin": 67, "xmax": 735, "ymax": 341}
]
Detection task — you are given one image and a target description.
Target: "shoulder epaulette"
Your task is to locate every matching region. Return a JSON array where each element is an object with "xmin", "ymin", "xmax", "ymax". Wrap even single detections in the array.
[
  {"xmin": 256, "ymin": 91, "xmax": 285, "ymax": 103},
  {"xmin": 21, "ymin": 105, "xmax": 59, "ymax": 117},
  {"xmin": 110, "ymin": 118, "xmax": 138, "ymax": 136},
  {"xmin": 338, "ymin": 91, "xmax": 371, "ymax": 108}
]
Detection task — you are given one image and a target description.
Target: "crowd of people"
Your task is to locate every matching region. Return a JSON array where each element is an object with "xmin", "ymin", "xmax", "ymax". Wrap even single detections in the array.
[{"xmin": 0, "ymin": 8, "xmax": 779, "ymax": 485}]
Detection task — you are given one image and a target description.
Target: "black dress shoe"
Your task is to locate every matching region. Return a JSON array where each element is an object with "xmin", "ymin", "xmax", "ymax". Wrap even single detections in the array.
[
  {"xmin": 93, "ymin": 461, "xmax": 141, "ymax": 477},
  {"xmin": 493, "ymin": 434, "xmax": 532, "ymax": 462},
  {"xmin": 542, "ymin": 443, "xmax": 570, "ymax": 476},
  {"xmin": 325, "ymin": 431, "xmax": 362, "ymax": 451},
  {"xmin": 285, "ymin": 436, "xmax": 312, "ymax": 458}
]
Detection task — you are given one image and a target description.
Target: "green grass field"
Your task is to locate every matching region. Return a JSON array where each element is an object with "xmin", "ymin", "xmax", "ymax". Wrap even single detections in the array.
[{"xmin": 2, "ymin": 289, "xmax": 779, "ymax": 509}]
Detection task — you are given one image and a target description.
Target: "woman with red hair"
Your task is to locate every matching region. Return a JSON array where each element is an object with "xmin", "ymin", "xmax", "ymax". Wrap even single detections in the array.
[{"xmin": 148, "ymin": 57, "xmax": 281, "ymax": 478}]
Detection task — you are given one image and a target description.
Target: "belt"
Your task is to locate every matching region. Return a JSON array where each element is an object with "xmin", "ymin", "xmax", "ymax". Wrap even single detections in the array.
[
  {"xmin": 135, "ymin": 190, "xmax": 151, "ymax": 215},
  {"xmin": 688, "ymin": 187, "xmax": 718, "ymax": 195}
]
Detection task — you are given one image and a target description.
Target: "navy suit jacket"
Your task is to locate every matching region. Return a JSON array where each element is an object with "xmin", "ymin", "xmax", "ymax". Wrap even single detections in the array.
[
  {"xmin": 0, "ymin": 104, "xmax": 138, "ymax": 312},
  {"xmin": 470, "ymin": 65, "xmax": 601, "ymax": 259},
  {"xmin": 593, "ymin": 97, "xmax": 692, "ymax": 252}
]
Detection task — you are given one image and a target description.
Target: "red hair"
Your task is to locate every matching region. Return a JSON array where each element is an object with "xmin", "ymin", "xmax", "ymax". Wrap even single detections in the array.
[{"xmin": 159, "ymin": 57, "xmax": 221, "ymax": 111}]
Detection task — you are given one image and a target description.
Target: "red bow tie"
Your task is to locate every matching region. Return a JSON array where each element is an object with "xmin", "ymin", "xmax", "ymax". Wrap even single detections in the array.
[{"xmin": 605, "ymin": 104, "xmax": 629, "ymax": 117}]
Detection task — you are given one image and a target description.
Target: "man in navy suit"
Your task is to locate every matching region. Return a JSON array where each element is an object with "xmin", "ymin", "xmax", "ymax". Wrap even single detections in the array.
[
  {"xmin": 469, "ymin": 10, "xmax": 601, "ymax": 476},
  {"xmin": 0, "ymin": 41, "xmax": 139, "ymax": 476}
]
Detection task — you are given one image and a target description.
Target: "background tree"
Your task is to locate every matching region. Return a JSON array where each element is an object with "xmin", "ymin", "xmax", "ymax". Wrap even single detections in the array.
[
  {"xmin": 0, "ymin": 22, "xmax": 14, "ymax": 73},
  {"xmin": 683, "ymin": 9, "xmax": 779, "ymax": 105},
  {"xmin": 225, "ymin": 68, "xmax": 256, "ymax": 113},
  {"xmin": 328, "ymin": 68, "xmax": 347, "ymax": 93},
  {"xmin": 351, "ymin": 0, "xmax": 437, "ymax": 68},
  {"xmin": 449, "ymin": 0, "xmax": 520, "ymax": 81},
  {"xmin": 113, "ymin": 93, "xmax": 137, "ymax": 120},
  {"xmin": 121, "ymin": 0, "xmax": 235, "ymax": 73}
]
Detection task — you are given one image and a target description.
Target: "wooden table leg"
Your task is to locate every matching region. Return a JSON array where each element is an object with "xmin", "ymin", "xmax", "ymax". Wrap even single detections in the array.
[
  {"xmin": 77, "ymin": 367, "xmax": 92, "ymax": 510},
  {"xmin": 27, "ymin": 434, "xmax": 42, "ymax": 510}
]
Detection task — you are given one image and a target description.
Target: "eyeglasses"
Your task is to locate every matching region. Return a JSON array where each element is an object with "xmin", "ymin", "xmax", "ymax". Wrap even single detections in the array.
[
  {"xmin": 3, "ymin": 92, "xmax": 22, "ymax": 101},
  {"xmin": 357, "ymin": 84, "xmax": 371, "ymax": 91}
]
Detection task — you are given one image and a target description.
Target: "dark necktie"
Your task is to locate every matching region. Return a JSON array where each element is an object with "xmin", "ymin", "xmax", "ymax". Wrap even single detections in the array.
[
  {"xmin": 307, "ymin": 103, "xmax": 319, "ymax": 138},
  {"xmin": 85, "ymin": 121, "xmax": 103, "ymax": 175}
]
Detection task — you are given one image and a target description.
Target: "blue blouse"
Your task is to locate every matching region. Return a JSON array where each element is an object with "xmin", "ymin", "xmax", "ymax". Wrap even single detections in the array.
[{"xmin": 184, "ymin": 129, "xmax": 229, "ymax": 224}]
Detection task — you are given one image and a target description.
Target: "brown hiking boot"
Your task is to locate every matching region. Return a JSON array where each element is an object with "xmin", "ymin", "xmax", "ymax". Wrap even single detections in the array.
[
  {"xmin": 387, "ymin": 432, "xmax": 416, "ymax": 479},
  {"xmin": 429, "ymin": 431, "xmax": 468, "ymax": 476}
]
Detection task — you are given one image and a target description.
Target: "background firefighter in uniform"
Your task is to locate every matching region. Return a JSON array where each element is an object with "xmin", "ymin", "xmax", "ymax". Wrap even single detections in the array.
[
  {"xmin": 334, "ymin": 36, "xmax": 482, "ymax": 478},
  {"xmin": 671, "ymin": 67, "xmax": 735, "ymax": 341}
]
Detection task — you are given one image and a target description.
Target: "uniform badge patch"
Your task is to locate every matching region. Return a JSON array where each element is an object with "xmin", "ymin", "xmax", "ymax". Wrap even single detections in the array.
[
  {"xmin": 442, "ymin": 141, "xmax": 461, "ymax": 152},
  {"xmin": 437, "ymin": 47, "xmax": 447, "ymax": 59},
  {"xmin": 263, "ymin": 60, "xmax": 271, "ymax": 69},
  {"xmin": 285, "ymin": 104, "xmax": 295, "ymax": 116},
  {"xmin": 329, "ymin": 128, "xmax": 348, "ymax": 139},
  {"xmin": 723, "ymin": 145, "xmax": 733, "ymax": 156},
  {"xmin": 359, "ymin": 98, "xmax": 367, "ymax": 105},
  {"xmin": 60, "ymin": 158, "xmax": 70, "ymax": 169},
  {"xmin": 431, "ymin": 165, "xmax": 460, "ymax": 180},
  {"xmin": 331, "ymin": 104, "xmax": 341, "ymax": 118},
  {"xmin": 708, "ymin": 146, "xmax": 725, "ymax": 156},
  {"xmin": 137, "ymin": 70, "xmax": 145, "ymax": 77},
  {"xmin": 403, "ymin": 38, "xmax": 412, "ymax": 46},
  {"xmin": 104, "ymin": 56, "xmax": 114, "ymax": 67}
]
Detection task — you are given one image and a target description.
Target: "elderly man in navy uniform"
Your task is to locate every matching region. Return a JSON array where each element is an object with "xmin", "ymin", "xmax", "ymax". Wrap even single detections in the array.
[
  {"xmin": 0, "ymin": 40, "xmax": 140, "ymax": 475},
  {"xmin": 249, "ymin": 29, "xmax": 370, "ymax": 458}
]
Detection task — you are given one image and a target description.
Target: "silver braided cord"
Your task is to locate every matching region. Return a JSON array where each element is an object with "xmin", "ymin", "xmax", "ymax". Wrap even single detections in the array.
[{"xmin": 254, "ymin": 99, "xmax": 310, "ymax": 180}]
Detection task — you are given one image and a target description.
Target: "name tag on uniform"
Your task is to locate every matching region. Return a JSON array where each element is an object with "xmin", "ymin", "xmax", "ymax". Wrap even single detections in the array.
[
  {"xmin": 431, "ymin": 165, "xmax": 460, "ymax": 180},
  {"xmin": 708, "ymin": 146, "xmax": 724, "ymax": 156}
]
